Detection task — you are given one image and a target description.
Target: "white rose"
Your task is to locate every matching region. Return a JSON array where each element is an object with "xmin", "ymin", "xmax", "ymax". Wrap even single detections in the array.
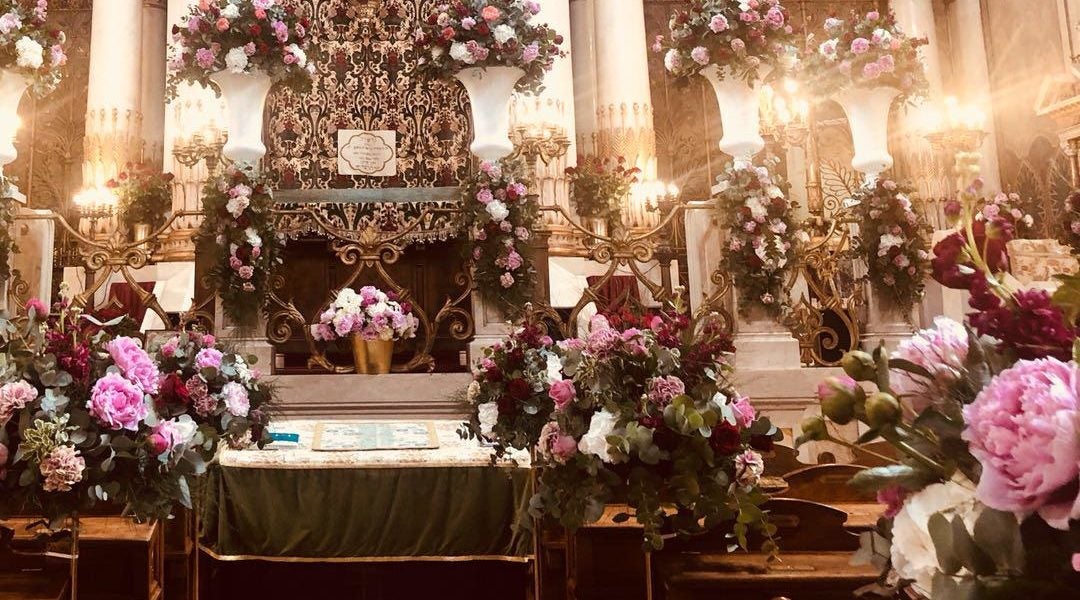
[
  {"xmin": 466, "ymin": 380, "xmax": 481, "ymax": 404},
  {"xmin": 891, "ymin": 477, "xmax": 982, "ymax": 596},
  {"xmin": 492, "ymin": 24, "xmax": 515, "ymax": 44},
  {"xmin": 744, "ymin": 196, "xmax": 768, "ymax": 221},
  {"xmin": 577, "ymin": 409, "xmax": 622, "ymax": 464},
  {"xmin": 224, "ymin": 46, "xmax": 249, "ymax": 73},
  {"xmin": 15, "ymin": 36, "xmax": 43, "ymax": 69},
  {"xmin": 244, "ymin": 227, "xmax": 263, "ymax": 247},
  {"xmin": 284, "ymin": 43, "xmax": 307, "ymax": 67},
  {"xmin": 545, "ymin": 353, "xmax": 562, "ymax": 384},
  {"xmin": 221, "ymin": 3, "xmax": 240, "ymax": 19},
  {"xmin": 225, "ymin": 194, "xmax": 250, "ymax": 218},
  {"xmin": 171, "ymin": 415, "xmax": 200, "ymax": 447},
  {"xmin": 477, "ymin": 401, "xmax": 499, "ymax": 438},
  {"xmin": 449, "ymin": 41, "xmax": 472, "ymax": 64},
  {"xmin": 486, "ymin": 200, "xmax": 509, "ymax": 222},
  {"xmin": 818, "ymin": 39, "xmax": 839, "ymax": 61},
  {"xmin": 878, "ymin": 233, "xmax": 905, "ymax": 256}
]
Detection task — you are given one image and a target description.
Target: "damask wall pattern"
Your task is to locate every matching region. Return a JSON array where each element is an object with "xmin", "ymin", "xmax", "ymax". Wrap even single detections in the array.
[{"xmin": 265, "ymin": 0, "xmax": 472, "ymax": 191}]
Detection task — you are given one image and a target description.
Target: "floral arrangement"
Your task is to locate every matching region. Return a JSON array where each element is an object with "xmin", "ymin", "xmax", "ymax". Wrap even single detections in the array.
[
  {"xmin": 801, "ymin": 9, "xmax": 927, "ymax": 103},
  {"xmin": 167, "ymin": 0, "xmax": 313, "ymax": 98},
  {"xmin": 462, "ymin": 159, "xmax": 537, "ymax": 313},
  {"xmin": 0, "ymin": 0, "xmax": 65, "ymax": 97},
  {"xmin": 0, "ymin": 291, "xmax": 269, "ymax": 526},
  {"xmin": 106, "ymin": 163, "xmax": 175, "ymax": 231},
  {"xmin": 197, "ymin": 166, "xmax": 283, "ymax": 327},
  {"xmin": 460, "ymin": 321, "xmax": 558, "ymax": 460},
  {"xmin": 1067, "ymin": 191, "xmax": 1080, "ymax": 252},
  {"xmin": 150, "ymin": 329, "xmax": 274, "ymax": 450},
  {"xmin": 413, "ymin": 0, "xmax": 564, "ymax": 94},
  {"xmin": 714, "ymin": 156, "xmax": 798, "ymax": 317},
  {"xmin": 565, "ymin": 155, "xmax": 639, "ymax": 222},
  {"xmin": 310, "ymin": 286, "xmax": 419, "ymax": 343},
  {"xmin": 466, "ymin": 306, "xmax": 781, "ymax": 550},
  {"xmin": 851, "ymin": 179, "xmax": 933, "ymax": 314},
  {"xmin": 0, "ymin": 194, "xmax": 16, "ymax": 289},
  {"xmin": 653, "ymin": 0, "xmax": 796, "ymax": 84},
  {"xmin": 800, "ymin": 175, "xmax": 1080, "ymax": 597}
]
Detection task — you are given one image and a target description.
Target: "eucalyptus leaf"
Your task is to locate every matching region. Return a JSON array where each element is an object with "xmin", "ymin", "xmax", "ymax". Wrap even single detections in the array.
[
  {"xmin": 972, "ymin": 508, "xmax": 1023, "ymax": 572},
  {"xmin": 928, "ymin": 512, "xmax": 961, "ymax": 575},
  {"xmin": 849, "ymin": 464, "xmax": 937, "ymax": 492},
  {"xmin": 951, "ymin": 515, "xmax": 995, "ymax": 576}
]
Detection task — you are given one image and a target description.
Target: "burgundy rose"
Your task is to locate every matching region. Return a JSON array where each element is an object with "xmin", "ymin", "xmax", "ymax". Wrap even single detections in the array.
[
  {"xmin": 485, "ymin": 365, "xmax": 503, "ymax": 383},
  {"xmin": 157, "ymin": 372, "xmax": 191, "ymax": 412},
  {"xmin": 709, "ymin": 421, "xmax": 742, "ymax": 455},
  {"xmin": 507, "ymin": 378, "xmax": 531, "ymax": 401}
]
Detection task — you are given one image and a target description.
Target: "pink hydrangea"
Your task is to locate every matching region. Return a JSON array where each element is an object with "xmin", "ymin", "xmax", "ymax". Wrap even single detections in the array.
[
  {"xmin": 962, "ymin": 358, "xmax": 1080, "ymax": 529},
  {"xmin": 88, "ymin": 372, "xmax": 148, "ymax": 431},
  {"xmin": 195, "ymin": 47, "xmax": 216, "ymax": 68},
  {"xmin": 222, "ymin": 382, "xmax": 250, "ymax": 417},
  {"xmin": 39, "ymin": 445, "xmax": 85, "ymax": 493},
  {"xmin": 891, "ymin": 317, "xmax": 968, "ymax": 416},
  {"xmin": 0, "ymin": 380, "xmax": 38, "ymax": 424},
  {"xmin": 538, "ymin": 421, "xmax": 577, "ymax": 465},
  {"xmin": 195, "ymin": 347, "xmax": 224, "ymax": 370},
  {"xmin": 585, "ymin": 323, "xmax": 622, "ymax": 356},
  {"xmin": 106, "ymin": 336, "xmax": 161, "ymax": 394},
  {"xmin": 549, "ymin": 379, "xmax": 576, "ymax": 410},
  {"xmin": 647, "ymin": 375, "xmax": 685, "ymax": 406}
]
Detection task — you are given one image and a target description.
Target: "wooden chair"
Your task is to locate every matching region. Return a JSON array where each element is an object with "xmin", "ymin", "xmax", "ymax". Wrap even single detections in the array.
[
  {"xmin": 780, "ymin": 463, "xmax": 875, "ymax": 504},
  {"xmin": 0, "ymin": 524, "xmax": 70, "ymax": 600},
  {"xmin": 652, "ymin": 499, "xmax": 874, "ymax": 600},
  {"xmin": 762, "ymin": 444, "xmax": 808, "ymax": 478}
]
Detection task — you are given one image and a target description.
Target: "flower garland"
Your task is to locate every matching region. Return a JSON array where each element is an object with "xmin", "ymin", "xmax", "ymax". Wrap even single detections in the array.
[
  {"xmin": 714, "ymin": 156, "xmax": 798, "ymax": 317},
  {"xmin": 311, "ymin": 286, "xmax": 419, "ymax": 342},
  {"xmin": 0, "ymin": 0, "xmax": 66, "ymax": 97},
  {"xmin": 197, "ymin": 166, "xmax": 283, "ymax": 327},
  {"xmin": 466, "ymin": 311, "xmax": 780, "ymax": 550},
  {"xmin": 800, "ymin": 9, "xmax": 927, "ymax": 103},
  {"xmin": 653, "ymin": 0, "xmax": 796, "ymax": 84},
  {"xmin": 167, "ymin": 0, "xmax": 314, "ymax": 98},
  {"xmin": 565, "ymin": 155, "xmax": 639, "ymax": 221},
  {"xmin": 107, "ymin": 163, "xmax": 174, "ymax": 231},
  {"xmin": 851, "ymin": 179, "xmax": 932, "ymax": 314},
  {"xmin": 414, "ymin": 0, "xmax": 564, "ymax": 94},
  {"xmin": 0, "ymin": 192, "xmax": 16, "ymax": 288},
  {"xmin": 462, "ymin": 159, "xmax": 537, "ymax": 313}
]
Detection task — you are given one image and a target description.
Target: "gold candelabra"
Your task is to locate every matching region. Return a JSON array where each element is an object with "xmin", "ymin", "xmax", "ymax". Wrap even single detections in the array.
[{"xmin": 510, "ymin": 123, "xmax": 571, "ymax": 165}]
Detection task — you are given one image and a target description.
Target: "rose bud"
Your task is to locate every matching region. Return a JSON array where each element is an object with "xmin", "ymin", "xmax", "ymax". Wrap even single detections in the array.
[
  {"xmin": 865, "ymin": 392, "xmax": 901, "ymax": 428},
  {"xmin": 841, "ymin": 350, "xmax": 877, "ymax": 382},
  {"xmin": 795, "ymin": 416, "xmax": 828, "ymax": 445},
  {"xmin": 817, "ymin": 375, "xmax": 865, "ymax": 425}
]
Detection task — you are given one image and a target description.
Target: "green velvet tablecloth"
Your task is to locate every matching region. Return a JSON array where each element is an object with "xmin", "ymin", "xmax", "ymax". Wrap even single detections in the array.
[{"xmin": 199, "ymin": 421, "xmax": 532, "ymax": 562}]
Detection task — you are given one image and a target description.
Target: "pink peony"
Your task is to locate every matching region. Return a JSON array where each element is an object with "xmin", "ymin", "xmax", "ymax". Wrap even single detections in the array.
[
  {"xmin": 962, "ymin": 358, "xmax": 1080, "ymax": 529},
  {"xmin": 149, "ymin": 420, "xmax": 181, "ymax": 456},
  {"xmin": 106, "ymin": 336, "xmax": 161, "ymax": 394},
  {"xmin": 521, "ymin": 42, "xmax": 539, "ymax": 63},
  {"xmin": 39, "ymin": 445, "xmax": 85, "ymax": 493},
  {"xmin": 538, "ymin": 421, "xmax": 577, "ymax": 465},
  {"xmin": 891, "ymin": 317, "xmax": 968, "ymax": 416},
  {"xmin": 850, "ymin": 37, "xmax": 870, "ymax": 54},
  {"xmin": 477, "ymin": 189, "xmax": 494, "ymax": 207},
  {"xmin": 647, "ymin": 375, "xmax": 685, "ymax": 406},
  {"xmin": 549, "ymin": 379, "xmax": 576, "ymax": 410},
  {"xmin": 88, "ymin": 372, "xmax": 148, "ymax": 431},
  {"xmin": 709, "ymin": 14, "xmax": 729, "ymax": 33},
  {"xmin": 862, "ymin": 61, "xmax": 883, "ymax": 79},
  {"xmin": 195, "ymin": 347, "xmax": 224, "ymax": 370},
  {"xmin": 195, "ymin": 47, "xmax": 216, "ymax": 69},
  {"xmin": 690, "ymin": 46, "xmax": 709, "ymax": 65},
  {"xmin": 0, "ymin": 380, "xmax": 37, "ymax": 424},
  {"xmin": 731, "ymin": 396, "xmax": 757, "ymax": 428}
]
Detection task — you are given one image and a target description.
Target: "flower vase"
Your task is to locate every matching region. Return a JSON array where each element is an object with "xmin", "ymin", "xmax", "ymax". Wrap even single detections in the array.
[
  {"xmin": 365, "ymin": 339, "xmax": 394, "ymax": 375},
  {"xmin": 0, "ymin": 69, "xmax": 29, "ymax": 199},
  {"xmin": 699, "ymin": 65, "xmax": 764, "ymax": 164},
  {"xmin": 832, "ymin": 86, "xmax": 901, "ymax": 183},
  {"xmin": 351, "ymin": 334, "xmax": 370, "ymax": 374},
  {"xmin": 209, "ymin": 69, "xmax": 273, "ymax": 166},
  {"xmin": 454, "ymin": 66, "xmax": 525, "ymax": 162}
]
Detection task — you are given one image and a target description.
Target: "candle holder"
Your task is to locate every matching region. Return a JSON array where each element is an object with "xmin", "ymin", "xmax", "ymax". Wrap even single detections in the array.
[{"xmin": 510, "ymin": 123, "xmax": 570, "ymax": 165}]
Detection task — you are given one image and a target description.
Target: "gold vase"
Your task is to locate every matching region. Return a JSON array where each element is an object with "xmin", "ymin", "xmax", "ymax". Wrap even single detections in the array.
[
  {"xmin": 365, "ymin": 339, "xmax": 394, "ymax": 374},
  {"xmin": 351, "ymin": 334, "xmax": 371, "ymax": 374}
]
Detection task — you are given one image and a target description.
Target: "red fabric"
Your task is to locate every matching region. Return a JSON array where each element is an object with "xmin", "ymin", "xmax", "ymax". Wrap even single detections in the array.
[
  {"xmin": 107, "ymin": 282, "xmax": 156, "ymax": 324},
  {"xmin": 586, "ymin": 275, "xmax": 640, "ymax": 314}
]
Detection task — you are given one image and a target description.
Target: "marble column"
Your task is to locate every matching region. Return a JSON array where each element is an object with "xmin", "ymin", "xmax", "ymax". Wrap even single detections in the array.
[
  {"xmin": 948, "ymin": 0, "xmax": 1001, "ymax": 190},
  {"xmin": 83, "ymin": 0, "xmax": 144, "ymax": 187},
  {"xmin": 141, "ymin": 0, "xmax": 168, "ymax": 169},
  {"xmin": 569, "ymin": 0, "xmax": 597, "ymax": 154}
]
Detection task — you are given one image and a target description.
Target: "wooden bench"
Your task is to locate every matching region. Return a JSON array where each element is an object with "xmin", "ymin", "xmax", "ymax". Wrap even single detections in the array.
[{"xmin": 1, "ymin": 516, "xmax": 164, "ymax": 600}]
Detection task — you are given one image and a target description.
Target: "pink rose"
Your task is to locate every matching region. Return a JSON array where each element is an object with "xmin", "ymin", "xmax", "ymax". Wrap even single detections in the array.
[
  {"xmin": 499, "ymin": 272, "xmax": 514, "ymax": 288},
  {"xmin": 850, "ymin": 37, "xmax": 870, "ymax": 54},
  {"xmin": 709, "ymin": 14, "xmax": 729, "ymax": 33},
  {"xmin": 238, "ymin": 266, "xmax": 255, "ymax": 280},
  {"xmin": 538, "ymin": 421, "xmax": 577, "ymax": 465},
  {"xmin": 862, "ymin": 61, "xmax": 883, "ymax": 79},
  {"xmin": 25, "ymin": 297, "xmax": 48, "ymax": 317},
  {"xmin": 963, "ymin": 358, "xmax": 1080, "ymax": 529},
  {"xmin": 160, "ymin": 336, "xmax": 180, "ymax": 357},
  {"xmin": 88, "ymin": 372, "xmax": 148, "ymax": 431},
  {"xmin": 480, "ymin": 5, "xmax": 501, "ymax": 21},
  {"xmin": 731, "ymin": 396, "xmax": 756, "ymax": 428},
  {"xmin": 195, "ymin": 347, "xmax": 224, "ymax": 370},
  {"xmin": 549, "ymin": 379, "xmax": 576, "ymax": 410},
  {"xmin": 216, "ymin": 17, "xmax": 229, "ymax": 31}
]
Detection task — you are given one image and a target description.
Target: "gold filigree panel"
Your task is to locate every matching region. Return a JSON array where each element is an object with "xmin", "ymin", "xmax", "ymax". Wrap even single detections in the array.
[{"xmin": 265, "ymin": 0, "xmax": 471, "ymax": 190}]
